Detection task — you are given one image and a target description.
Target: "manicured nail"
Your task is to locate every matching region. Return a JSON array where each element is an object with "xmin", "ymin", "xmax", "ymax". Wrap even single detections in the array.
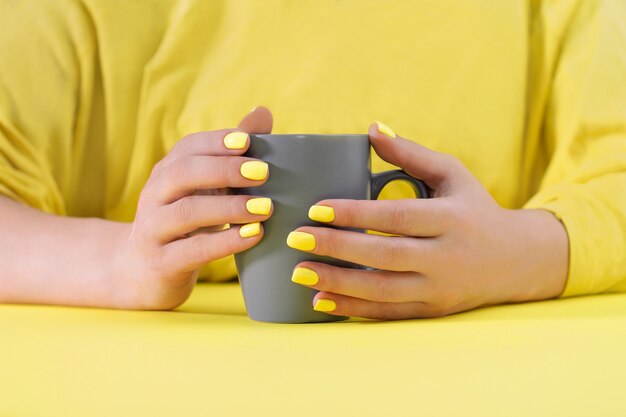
[
  {"xmin": 374, "ymin": 121, "xmax": 396, "ymax": 139},
  {"xmin": 224, "ymin": 132, "xmax": 249, "ymax": 149},
  {"xmin": 308, "ymin": 205, "xmax": 335, "ymax": 223},
  {"xmin": 246, "ymin": 197, "xmax": 272, "ymax": 215},
  {"xmin": 314, "ymin": 299, "xmax": 336, "ymax": 312},
  {"xmin": 286, "ymin": 231, "xmax": 316, "ymax": 251},
  {"xmin": 240, "ymin": 161, "xmax": 268, "ymax": 180},
  {"xmin": 239, "ymin": 222, "xmax": 261, "ymax": 238},
  {"xmin": 291, "ymin": 267, "xmax": 319, "ymax": 286}
]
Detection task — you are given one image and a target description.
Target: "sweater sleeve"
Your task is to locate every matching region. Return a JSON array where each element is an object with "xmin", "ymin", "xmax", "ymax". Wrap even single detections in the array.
[
  {"xmin": 524, "ymin": 0, "xmax": 626, "ymax": 296},
  {"xmin": 0, "ymin": 0, "xmax": 96, "ymax": 215}
]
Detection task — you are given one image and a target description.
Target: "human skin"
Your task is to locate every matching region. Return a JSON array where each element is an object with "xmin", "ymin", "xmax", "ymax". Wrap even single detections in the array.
[
  {"xmin": 288, "ymin": 122, "xmax": 569, "ymax": 319},
  {"xmin": 0, "ymin": 107, "xmax": 275, "ymax": 309},
  {"xmin": 0, "ymin": 108, "xmax": 568, "ymax": 317}
]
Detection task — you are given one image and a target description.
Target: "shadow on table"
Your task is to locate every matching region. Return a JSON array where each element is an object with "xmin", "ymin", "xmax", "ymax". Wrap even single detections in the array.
[
  {"xmin": 177, "ymin": 282, "xmax": 626, "ymax": 324},
  {"xmin": 345, "ymin": 293, "xmax": 626, "ymax": 326}
]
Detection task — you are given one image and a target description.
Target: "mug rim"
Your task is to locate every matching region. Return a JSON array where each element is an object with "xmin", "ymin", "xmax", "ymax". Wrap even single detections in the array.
[{"xmin": 251, "ymin": 133, "xmax": 368, "ymax": 139}]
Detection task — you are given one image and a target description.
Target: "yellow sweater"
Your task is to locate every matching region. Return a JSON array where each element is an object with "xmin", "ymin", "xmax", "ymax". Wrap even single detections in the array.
[{"xmin": 1, "ymin": 0, "xmax": 625, "ymax": 296}]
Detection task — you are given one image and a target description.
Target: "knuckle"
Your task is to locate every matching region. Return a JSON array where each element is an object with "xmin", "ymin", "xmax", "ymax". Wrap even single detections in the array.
[
  {"xmin": 171, "ymin": 156, "xmax": 195, "ymax": 179},
  {"xmin": 161, "ymin": 168, "xmax": 178, "ymax": 193},
  {"xmin": 439, "ymin": 152, "xmax": 458, "ymax": 166},
  {"xmin": 158, "ymin": 159, "xmax": 186, "ymax": 194},
  {"xmin": 372, "ymin": 238, "xmax": 396, "ymax": 268},
  {"xmin": 349, "ymin": 202, "xmax": 366, "ymax": 224},
  {"xmin": 373, "ymin": 277, "xmax": 394, "ymax": 302},
  {"xmin": 188, "ymin": 233, "xmax": 221, "ymax": 264},
  {"xmin": 434, "ymin": 153, "xmax": 463, "ymax": 181},
  {"xmin": 228, "ymin": 156, "xmax": 244, "ymax": 173},
  {"xmin": 145, "ymin": 161, "xmax": 168, "ymax": 195},
  {"xmin": 214, "ymin": 156, "xmax": 230, "ymax": 177},
  {"xmin": 232, "ymin": 196, "xmax": 250, "ymax": 217},
  {"xmin": 387, "ymin": 203, "xmax": 410, "ymax": 231},
  {"xmin": 316, "ymin": 229, "xmax": 337, "ymax": 256},
  {"xmin": 444, "ymin": 153, "xmax": 466, "ymax": 172},
  {"xmin": 186, "ymin": 239, "xmax": 208, "ymax": 264},
  {"xmin": 222, "ymin": 197, "xmax": 244, "ymax": 221},
  {"xmin": 375, "ymin": 303, "xmax": 395, "ymax": 321},
  {"xmin": 173, "ymin": 133, "xmax": 195, "ymax": 154},
  {"xmin": 208, "ymin": 157, "xmax": 234, "ymax": 182},
  {"xmin": 173, "ymin": 197, "xmax": 197, "ymax": 226}
]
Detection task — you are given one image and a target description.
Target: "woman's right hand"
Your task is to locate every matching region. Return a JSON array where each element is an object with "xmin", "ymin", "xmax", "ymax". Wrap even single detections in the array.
[{"xmin": 116, "ymin": 107, "xmax": 274, "ymax": 309}]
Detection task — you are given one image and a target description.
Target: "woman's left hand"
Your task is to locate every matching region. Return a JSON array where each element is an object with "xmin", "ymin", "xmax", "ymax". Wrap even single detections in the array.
[{"xmin": 287, "ymin": 122, "xmax": 569, "ymax": 320}]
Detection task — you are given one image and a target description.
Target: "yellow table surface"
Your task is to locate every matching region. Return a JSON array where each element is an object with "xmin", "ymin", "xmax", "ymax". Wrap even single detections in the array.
[{"xmin": 2, "ymin": 282, "xmax": 626, "ymax": 417}]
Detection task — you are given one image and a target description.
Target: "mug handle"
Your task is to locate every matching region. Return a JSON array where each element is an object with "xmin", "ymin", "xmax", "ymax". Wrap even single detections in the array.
[{"xmin": 371, "ymin": 170, "xmax": 430, "ymax": 200}]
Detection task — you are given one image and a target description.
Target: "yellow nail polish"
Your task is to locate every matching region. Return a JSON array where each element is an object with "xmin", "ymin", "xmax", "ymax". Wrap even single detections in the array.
[
  {"xmin": 246, "ymin": 198, "xmax": 272, "ymax": 215},
  {"xmin": 240, "ymin": 161, "xmax": 268, "ymax": 181},
  {"xmin": 286, "ymin": 231, "xmax": 316, "ymax": 251},
  {"xmin": 223, "ymin": 132, "xmax": 249, "ymax": 150},
  {"xmin": 291, "ymin": 267, "xmax": 319, "ymax": 286},
  {"xmin": 239, "ymin": 222, "xmax": 261, "ymax": 238},
  {"xmin": 374, "ymin": 121, "xmax": 396, "ymax": 139},
  {"xmin": 308, "ymin": 205, "xmax": 335, "ymax": 223},
  {"xmin": 314, "ymin": 299, "xmax": 336, "ymax": 312}
]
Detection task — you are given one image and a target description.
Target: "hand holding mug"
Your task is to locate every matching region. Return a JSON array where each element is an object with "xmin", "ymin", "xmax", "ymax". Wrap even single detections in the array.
[
  {"xmin": 235, "ymin": 128, "xmax": 428, "ymax": 323},
  {"xmin": 114, "ymin": 107, "xmax": 274, "ymax": 309},
  {"xmin": 289, "ymin": 122, "xmax": 569, "ymax": 320}
]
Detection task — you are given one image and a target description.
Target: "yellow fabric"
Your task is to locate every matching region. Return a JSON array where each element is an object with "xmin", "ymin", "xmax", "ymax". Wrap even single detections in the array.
[
  {"xmin": 0, "ymin": 1, "xmax": 625, "ymax": 291},
  {"xmin": 2, "ymin": 282, "xmax": 626, "ymax": 416}
]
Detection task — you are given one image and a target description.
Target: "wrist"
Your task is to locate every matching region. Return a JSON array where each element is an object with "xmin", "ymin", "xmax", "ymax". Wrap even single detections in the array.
[
  {"xmin": 103, "ymin": 220, "xmax": 137, "ymax": 309},
  {"xmin": 502, "ymin": 208, "xmax": 569, "ymax": 303}
]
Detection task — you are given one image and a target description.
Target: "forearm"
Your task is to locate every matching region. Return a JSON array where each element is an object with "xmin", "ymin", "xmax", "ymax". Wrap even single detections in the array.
[{"xmin": 0, "ymin": 196, "xmax": 131, "ymax": 308}]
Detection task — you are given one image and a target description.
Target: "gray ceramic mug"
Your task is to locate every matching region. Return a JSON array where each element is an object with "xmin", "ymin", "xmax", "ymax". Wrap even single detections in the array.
[{"xmin": 235, "ymin": 134, "xmax": 428, "ymax": 323}]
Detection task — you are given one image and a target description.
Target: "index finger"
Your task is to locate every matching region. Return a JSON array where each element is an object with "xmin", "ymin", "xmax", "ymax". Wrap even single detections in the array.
[
  {"xmin": 308, "ymin": 198, "xmax": 453, "ymax": 237},
  {"xmin": 165, "ymin": 106, "xmax": 274, "ymax": 161},
  {"xmin": 166, "ymin": 129, "xmax": 250, "ymax": 162}
]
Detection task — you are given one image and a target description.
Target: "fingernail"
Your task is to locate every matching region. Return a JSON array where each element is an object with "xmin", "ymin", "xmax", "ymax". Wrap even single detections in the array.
[
  {"xmin": 246, "ymin": 197, "xmax": 272, "ymax": 215},
  {"xmin": 308, "ymin": 205, "xmax": 335, "ymax": 223},
  {"xmin": 314, "ymin": 299, "xmax": 336, "ymax": 312},
  {"xmin": 374, "ymin": 121, "xmax": 396, "ymax": 139},
  {"xmin": 286, "ymin": 231, "xmax": 316, "ymax": 251},
  {"xmin": 224, "ymin": 132, "xmax": 249, "ymax": 150},
  {"xmin": 291, "ymin": 267, "xmax": 319, "ymax": 286},
  {"xmin": 240, "ymin": 161, "xmax": 269, "ymax": 180},
  {"xmin": 239, "ymin": 222, "xmax": 261, "ymax": 238}
]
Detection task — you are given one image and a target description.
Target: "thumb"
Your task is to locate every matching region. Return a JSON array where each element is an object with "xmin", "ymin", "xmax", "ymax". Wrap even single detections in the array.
[
  {"xmin": 368, "ymin": 121, "xmax": 461, "ymax": 188},
  {"xmin": 238, "ymin": 106, "xmax": 273, "ymax": 134}
]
